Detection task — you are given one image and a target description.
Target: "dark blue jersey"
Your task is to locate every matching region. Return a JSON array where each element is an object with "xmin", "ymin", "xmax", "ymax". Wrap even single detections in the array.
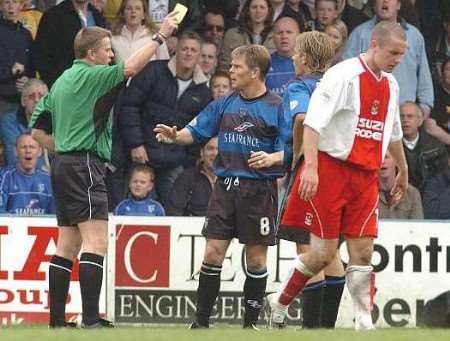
[
  {"xmin": 114, "ymin": 196, "xmax": 165, "ymax": 216},
  {"xmin": 0, "ymin": 166, "xmax": 54, "ymax": 215},
  {"xmin": 186, "ymin": 91, "xmax": 284, "ymax": 179},
  {"xmin": 266, "ymin": 52, "xmax": 296, "ymax": 97},
  {"xmin": 280, "ymin": 75, "xmax": 322, "ymax": 167}
]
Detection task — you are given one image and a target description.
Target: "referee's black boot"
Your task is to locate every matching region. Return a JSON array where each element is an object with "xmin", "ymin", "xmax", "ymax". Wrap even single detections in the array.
[
  {"xmin": 189, "ymin": 321, "xmax": 209, "ymax": 329},
  {"xmin": 81, "ymin": 318, "xmax": 114, "ymax": 329},
  {"xmin": 49, "ymin": 321, "xmax": 77, "ymax": 329}
]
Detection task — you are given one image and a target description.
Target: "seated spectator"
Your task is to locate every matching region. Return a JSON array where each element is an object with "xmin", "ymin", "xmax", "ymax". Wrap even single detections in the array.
[
  {"xmin": 218, "ymin": 0, "xmax": 275, "ymax": 71},
  {"xmin": 18, "ymin": 0, "xmax": 43, "ymax": 39},
  {"xmin": 114, "ymin": 164, "xmax": 165, "ymax": 216},
  {"xmin": 324, "ymin": 19, "xmax": 348, "ymax": 64},
  {"xmin": 285, "ymin": 0, "xmax": 314, "ymax": 31},
  {"xmin": 0, "ymin": 0, "xmax": 34, "ymax": 116},
  {"xmin": 270, "ymin": 0, "xmax": 308, "ymax": 30},
  {"xmin": 265, "ymin": 16, "xmax": 298, "ymax": 97},
  {"xmin": 338, "ymin": 0, "xmax": 368, "ymax": 34},
  {"xmin": 119, "ymin": 31, "xmax": 211, "ymax": 206},
  {"xmin": 433, "ymin": 12, "xmax": 450, "ymax": 81},
  {"xmin": 0, "ymin": 132, "xmax": 54, "ymax": 215},
  {"xmin": 313, "ymin": 0, "xmax": 339, "ymax": 31},
  {"xmin": 210, "ymin": 71, "xmax": 231, "ymax": 100},
  {"xmin": 431, "ymin": 57, "xmax": 450, "ymax": 137},
  {"xmin": 34, "ymin": 0, "xmax": 107, "ymax": 87},
  {"xmin": 401, "ymin": 101, "xmax": 448, "ymax": 192},
  {"xmin": 166, "ymin": 137, "xmax": 218, "ymax": 216},
  {"xmin": 199, "ymin": 41, "xmax": 218, "ymax": 80},
  {"xmin": 89, "ymin": 0, "xmax": 107, "ymax": 14},
  {"xmin": 111, "ymin": 0, "xmax": 169, "ymax": 64},
  {"xmin": 378, "ymin": 152, "xmax": 423, "ymax": 219},
  {"xmin": 0, "ymin": 79, "xmax": 47, "ymax": 167},
  {"xmin": 422, "ymin": 148, "xmax": 450, "ymax": 219},
  {"xmin": 198, "ymin": 7, "xmax": 225, "ymax": 47}
]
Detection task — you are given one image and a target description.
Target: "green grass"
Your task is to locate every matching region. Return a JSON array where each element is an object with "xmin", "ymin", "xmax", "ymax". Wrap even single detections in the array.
[{"xmin": 1, "ymin": 326, "xmax": 450, "ymax": 341}]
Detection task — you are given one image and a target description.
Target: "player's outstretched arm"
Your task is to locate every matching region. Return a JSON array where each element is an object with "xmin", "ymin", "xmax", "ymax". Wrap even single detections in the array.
[
  {"xmin": 388, "ymin": 139, "xmax": 409, "ymax": 206},
  {"xmin": 123, "ymin": 13, "xmax": 178, "ymax": 78},
  {"xmin": 298, "ymin": 125, "xmax": 320, "ymax": 201},
  {"xmin": 154, "ymin": 124, "xmax": 194, "ymax": 145},
  {"xmin": 248, "ymin": 151, "xmax": 283, "ymax": 169}
]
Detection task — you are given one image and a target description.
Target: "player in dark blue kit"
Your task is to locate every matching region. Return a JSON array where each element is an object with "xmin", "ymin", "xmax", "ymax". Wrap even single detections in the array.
[
  {"xmin": 0, "ymin": 132, "xmax": 54, "ymax": 215},
  {"xmin": 114, "ymin": 164, "xmax": 165, "ymax": 216},
  {"xmin": 155, "ymin": 45, "xmax": 284, "ymax": 329}
]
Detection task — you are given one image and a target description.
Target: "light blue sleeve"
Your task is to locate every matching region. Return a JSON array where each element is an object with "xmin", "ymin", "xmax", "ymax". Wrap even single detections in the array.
[
  {"xmin": 415, "ymin": 33, "xmax": 434, "ymax": 109},
  {"xmin": 0, "ymin": 172, "xmax": 9, "ymax": 213}
]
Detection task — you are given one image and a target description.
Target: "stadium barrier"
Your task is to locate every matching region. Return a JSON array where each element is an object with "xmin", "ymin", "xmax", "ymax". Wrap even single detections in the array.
[{"xmin": 0, "ymin": 216, "xmax": 448, "ymax": 327}]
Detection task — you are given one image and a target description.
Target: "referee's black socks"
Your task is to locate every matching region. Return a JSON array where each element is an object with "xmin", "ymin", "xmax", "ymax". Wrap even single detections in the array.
[
  {"xmin": 321, "ymin": 275, "xmax": 345, "ymax": 328},
  {"xmin": 79, "ymin": 252, "xmax": 104, "ymax": 326},
  {"xmin": 195, "ymin": 262, "xmax": 222, "ymax": 327},
  {"xmin": 49, "ymin": 255, "xmax": 73, "ymax": 327},
  {"xmin": 243, "ymin": 267, "xmax": 268, "ymax": 327}
]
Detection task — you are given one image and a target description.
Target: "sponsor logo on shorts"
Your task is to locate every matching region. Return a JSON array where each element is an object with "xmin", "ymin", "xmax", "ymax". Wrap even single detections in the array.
[{"xmin": 304, "ymin": 212, "xmax": 313, "ymax": 226}]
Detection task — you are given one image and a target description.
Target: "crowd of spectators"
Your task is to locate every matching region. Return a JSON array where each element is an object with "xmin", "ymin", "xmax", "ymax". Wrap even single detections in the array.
[{"xmin": 0, "ymin": 0, "xmax": 449, "ymax": 219}]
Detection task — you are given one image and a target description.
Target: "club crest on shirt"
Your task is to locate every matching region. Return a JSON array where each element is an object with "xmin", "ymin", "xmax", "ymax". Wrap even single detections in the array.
[
  {"xmin": 371, "ymin": 100, "xmax": 380, "ymax": 115},
  {"xmin": 38, "ymin": 183, "xmax": 45, "ymax": 192},
  {"xmin": 234, "ymin": 122, "xmax": 255, "ymax": 132},
  {"xmin": 239, "ymin": 108, "xmax": 249, "ymax": 117}
]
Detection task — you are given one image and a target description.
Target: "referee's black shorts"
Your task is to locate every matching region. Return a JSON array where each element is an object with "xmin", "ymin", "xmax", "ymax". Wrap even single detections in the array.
[{"xmin": 51, "ymin": 152, "xmax": 108, "ymax": 227}]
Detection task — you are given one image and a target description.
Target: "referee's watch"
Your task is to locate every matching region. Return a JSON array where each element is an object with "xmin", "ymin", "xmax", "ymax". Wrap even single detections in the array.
[{"xmin": 152, "ymin": 33, "xmax": 164, "ymax": 45}]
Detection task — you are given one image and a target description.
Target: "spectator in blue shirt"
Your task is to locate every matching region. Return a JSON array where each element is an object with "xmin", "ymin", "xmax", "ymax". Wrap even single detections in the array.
[
  {"xmin": 0, "ymin": 78, "xmax": 48, "ymax": 167},
  {"xmin": 343, "ymin": 0, "xmax": 434, "ymax": 118},
  {"xmin": 266, "ymin": 16, "xmax": 298, "ymax": 97},
  {"xmin": 114, "ymin": 164, "xmax": 165, "ymax": 216},
  {"xmin": 0, "ymin": 132, "xmax": 54, "ymax": 215}
]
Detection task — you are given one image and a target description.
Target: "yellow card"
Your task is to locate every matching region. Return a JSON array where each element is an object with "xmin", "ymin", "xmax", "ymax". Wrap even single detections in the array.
[{"xmin": 173, "ymin": 3, "xmax": 188, "ymax": 24}]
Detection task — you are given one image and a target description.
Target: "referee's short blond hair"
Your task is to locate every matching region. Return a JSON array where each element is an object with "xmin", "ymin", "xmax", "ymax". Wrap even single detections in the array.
[
  {"xmin": 295, "ymin": 31, "xmax": 335, "ymax": 74},
  {"xmin": 74, "ymin": 27, "xmax": 112, "ymax": 59}
]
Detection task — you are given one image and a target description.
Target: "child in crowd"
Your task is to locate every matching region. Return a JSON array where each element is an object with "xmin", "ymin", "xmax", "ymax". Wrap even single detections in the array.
[
  {"xmin": 209, "ymin": 70, "xmax": 231, "ymax": 100},
  {"xmin": 114, "ymin": 164, "xmax": 165, "ymax": 216}
]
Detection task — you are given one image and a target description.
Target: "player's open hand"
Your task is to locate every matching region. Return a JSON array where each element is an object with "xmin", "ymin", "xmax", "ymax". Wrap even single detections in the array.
[
  {"xmin": 298, "ymin": 164, "xmax": 318, "ymax": 201},
  {"xmin": 158, "ymin": 12, "xmax": 179, "ymax": 39},
  {"xmin": 390, "ymin": 169, "xmax": 408, "ymax": 207},
  {"xmin": 248, "ymin": 151, "xmax": 274, "ymax": 169},
  {"xmin": 154, "ymin": 124, "xmax": 177, "ymax": 144}
]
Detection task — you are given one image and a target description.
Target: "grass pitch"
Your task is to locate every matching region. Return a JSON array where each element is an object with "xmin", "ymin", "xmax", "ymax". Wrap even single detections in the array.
[{"xmin": 1, "ymin": 325, "xmax": 449, "ymax": 341}]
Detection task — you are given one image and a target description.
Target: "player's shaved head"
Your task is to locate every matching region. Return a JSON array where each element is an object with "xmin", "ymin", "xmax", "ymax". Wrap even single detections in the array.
[{"xmin": 371, "ymin": 20, "xmax": 406, "ymax": 46}]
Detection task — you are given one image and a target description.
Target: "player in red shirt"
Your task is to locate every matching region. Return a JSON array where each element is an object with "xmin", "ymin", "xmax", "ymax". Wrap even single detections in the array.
[{"xmin": 267, "ymin": 20, "xmax": 409, "ymax": 330}]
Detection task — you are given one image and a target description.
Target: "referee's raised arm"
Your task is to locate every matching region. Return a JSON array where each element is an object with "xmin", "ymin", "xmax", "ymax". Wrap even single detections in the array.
[{"xmin": 123, "ymin": 12, "xmax": 178, "ymax": 78}]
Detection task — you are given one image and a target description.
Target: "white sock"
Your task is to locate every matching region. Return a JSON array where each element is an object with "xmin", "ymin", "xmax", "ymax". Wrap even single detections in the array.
[{"xmin": 346, "ymin": 265, "xmax": 374, "ymax": 329}]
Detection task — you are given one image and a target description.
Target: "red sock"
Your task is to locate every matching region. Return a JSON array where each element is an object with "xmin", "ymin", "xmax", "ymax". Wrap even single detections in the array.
[{"xmin": 279, "ymin": 268, "xmax": 310, "ymax": 306}]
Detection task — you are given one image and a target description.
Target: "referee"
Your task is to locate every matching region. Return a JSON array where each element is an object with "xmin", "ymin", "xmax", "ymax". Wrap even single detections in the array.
[{"xmin": 30, "ymin": 15, "xmax": 177, "ymax": 328}]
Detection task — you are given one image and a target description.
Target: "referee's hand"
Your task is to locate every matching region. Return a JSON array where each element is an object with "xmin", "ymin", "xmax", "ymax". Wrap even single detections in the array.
[{"xmin": 158, "ymin": 12, "xmax": 179, "ymax": 39}]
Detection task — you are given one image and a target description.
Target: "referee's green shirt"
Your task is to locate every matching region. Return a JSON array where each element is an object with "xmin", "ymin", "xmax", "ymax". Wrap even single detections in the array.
[{"xmin": 30, "ymin": 60, "xmax": 125, "ymax": 161}]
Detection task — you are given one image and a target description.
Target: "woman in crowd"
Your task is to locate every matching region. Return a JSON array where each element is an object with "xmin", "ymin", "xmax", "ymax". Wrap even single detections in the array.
[
  {"xmin": 324, "ymin": 19, "xmax": 348, "ymax": 65},
  {"xmin": 218, "ymin": 0, "xmax": 275, "ymax": 70},
  {"xmin": 111, "ymin": 0, "xmax": 169, "ymax": 63}
]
